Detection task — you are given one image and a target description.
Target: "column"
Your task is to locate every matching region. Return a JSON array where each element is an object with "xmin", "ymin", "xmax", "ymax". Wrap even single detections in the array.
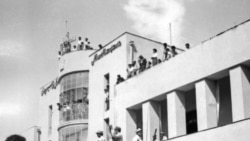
[
  {"xmin": 195, "ymin": 79, "xmax": 217, "ymax": 131},
  {"xmin": 167, "ymin": 91, "xmax": 186, "ymax": 138},
  {"xmin": 143, "ymin": 101, "xmax": 160, "ymax": 141},
  {"xmin": 230, "ymin": 66, "xmax": 250, "ymax": 121}
]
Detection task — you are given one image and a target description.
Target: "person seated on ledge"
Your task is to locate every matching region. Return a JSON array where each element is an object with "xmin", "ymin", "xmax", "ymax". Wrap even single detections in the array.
[
  {"xmin": 99, "ymin": 44, "xmax": 103, "ymax": 50},
  {"xmin": 171, "ymin": 46, "xmax": 177, "ymax": 57},
  {"xmin": 78, "ymin": 36, "xmax": 82, "ymax": 48},
  {"xmin": 132, "ymin": 61, "xmax": 138, "ymax": 76},
  {"xmin": 185, "ymin": 43, "xmax": 190, "ymax": 49},
  {"xmin": 116, "ymin": 75, "xmax": 125, "ymax": 84},
  {"xmin": 138, "ymin": 55, "xmax": 147, "ymax": 72},
  {"xmin": 147, "ymin": 61, "xmax": 152, "ymax": 69},
  {"xmin": 96, "ymin": 131, "xmax": 105, "ymax": 141},
  {"xmin": 132, "ymin": 128, "xmax": 142, "ymax": 141},
  {"xmin": 163, "ymin": 43, "xmax": 170, "ymax": 60},
  {"xmin": 151, "ymin": 48, "xmax": 158, "ymax": 66},
  {"xmin": 72, "ymin": 45, "xmax": 77, "ymax": 51},
  {"xmin": 6, "ymin": 134, "xmax": 26, "ymax": 141},
  {"xmin": 109, "ymin": 126, "xmax": 123, "ymax": 141},
  {"xmin": 158, "ymin": 59, "xmax": 162, "ymax": 64},
  {"xmin": 127, "ymin": 64, "xmax": 133, "ymax": 78},
  {"xmin": 80, "ymin": 42, "xmax": 84, "ymax": 50}
]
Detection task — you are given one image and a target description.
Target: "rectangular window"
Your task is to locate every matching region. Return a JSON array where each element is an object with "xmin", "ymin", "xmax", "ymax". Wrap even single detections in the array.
[
  {"xmin": 104, "ymin": 73, "xmax": 110, "ymax": 111},
  {"xmin": 48, "ymin": 105, "xmax": 53, "ymax": 135}
]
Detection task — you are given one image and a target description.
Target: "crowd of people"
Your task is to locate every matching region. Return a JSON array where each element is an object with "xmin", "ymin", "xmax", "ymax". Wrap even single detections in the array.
[
  {"xmin": 96, "ymin": 126, "xmax": 168, "ymax": 141},
  {"xmin": 58, "ymin": 36, "xmax": 94, "ymax": 59},
  {"xmin": 116, "ymin": 43, "xmax": 190, "ymax": 85}
]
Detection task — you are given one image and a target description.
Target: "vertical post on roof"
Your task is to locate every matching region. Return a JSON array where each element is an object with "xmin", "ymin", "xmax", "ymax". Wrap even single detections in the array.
[
  {"xmin": 65, "ymin": 20, "xmax": 68, "ymax": 33},
  {"xmin": 169, "ymin": 23, "xmax": 172, "ymax": 45}
]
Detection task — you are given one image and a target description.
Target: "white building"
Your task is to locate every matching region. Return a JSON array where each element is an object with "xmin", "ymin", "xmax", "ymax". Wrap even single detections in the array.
[{"xmin": 38, "ymin": 19, "xmax": 250, "ymax": 141}]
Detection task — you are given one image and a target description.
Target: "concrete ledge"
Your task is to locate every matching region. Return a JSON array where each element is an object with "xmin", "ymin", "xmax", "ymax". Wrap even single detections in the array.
[{"xmin": 58, "ymin": 119, "xmax": 88, "ymax": 131}]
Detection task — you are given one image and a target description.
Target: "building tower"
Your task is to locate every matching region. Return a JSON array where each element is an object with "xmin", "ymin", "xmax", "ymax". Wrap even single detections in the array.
[
  {"xmin": 57, "ymin": 35, "xmax": 94, "ymax": 141},
  {"xmin": 39, "ymin": 34, "xmax": 95, "ymax": 141}
]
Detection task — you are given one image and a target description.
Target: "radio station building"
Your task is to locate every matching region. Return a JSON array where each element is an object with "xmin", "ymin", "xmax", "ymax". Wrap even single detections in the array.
[
  {"xmin": 88, "ymin": 19, "xmax": 250, "ymax": 141},
  {"xmin": 38, "ymin": 19, "xmax": 250, "ymax": 141}
]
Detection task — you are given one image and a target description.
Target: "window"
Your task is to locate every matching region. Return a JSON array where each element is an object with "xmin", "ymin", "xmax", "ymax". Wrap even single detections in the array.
[
  {"xmin": 59, "ymin": 72, "xmax": 89, "ymax": 123},
  {"xmin": 104, "ymin": 73, "xmax": 110, "ymax": 111},
  {"xmin": 48, "ymin": 105, "xmax": 53, "ymax": 135},
  {"xmin": 59, "ymin": 125, "xmax": 87, "ymax": 141}
]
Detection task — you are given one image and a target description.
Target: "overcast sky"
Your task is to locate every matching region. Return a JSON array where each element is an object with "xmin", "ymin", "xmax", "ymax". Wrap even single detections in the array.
[{"xmin": 0, "ymin": 0, "xmax": 250, "ymax": 139}]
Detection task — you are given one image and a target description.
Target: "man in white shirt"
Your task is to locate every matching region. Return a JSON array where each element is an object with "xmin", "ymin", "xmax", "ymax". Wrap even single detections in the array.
[
  {"xmin": 160, "ymin": 132, "xmax": 167, "ymax": 141},
  {"xmin": 151, "ymin": 48, "xmax": 158, "ymax": 66},
  {"xmin": 96, "ymin": 131, "xmax": 105, "ymax": 141},
  {"xmin": 109, "ymin": 126, "xmax": 123, "ymax": 141},
  {"xmin": 132, "ymin": 128, "xmax": 143, "ymax": 141}
]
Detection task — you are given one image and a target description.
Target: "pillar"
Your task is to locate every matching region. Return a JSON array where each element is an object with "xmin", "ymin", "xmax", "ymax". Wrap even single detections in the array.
[
  {"xmin": 143, "ymin": 101, "xmax": 160, "ymax": 141},
  {"xmin": 230, "ymin": 66, "xmax": 250, "ymax": 121},
  {"xmin": 195, "ymin": 79, "xmax": 217, "ymax": 131},
  {"xmin": 167, "ymin": 91, "xmax": 186, "ymax": 138}
]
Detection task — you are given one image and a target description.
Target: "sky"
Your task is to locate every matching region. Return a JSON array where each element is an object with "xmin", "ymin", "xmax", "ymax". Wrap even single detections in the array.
[{"xmin": 0, "ymin": 0, "xmax": 250, "ymax": 140}]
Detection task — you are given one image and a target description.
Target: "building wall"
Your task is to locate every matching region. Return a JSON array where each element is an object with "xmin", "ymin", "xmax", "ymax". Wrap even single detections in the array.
[
  {"xmin": 168, "ymin": 119, "xmax": 250, "ymax": 141},
  {"xmin": 88, "ymin": 34, "xmax": 128, "ymax": 141},
  {"xmin": 114, "ymin": 20, "xmax": 250, "ymax": 140},
  {"xmin": 39, "ymin": 49, "xmax": 94, "ymax": 141},
  {"xmin": 59, "ymin": 50, "xmax": 93, "ymax": 78},
  {"xmin": 88, "ymin": 33, "xmax": 166, "ymax": 141},
  {"xmin": 21, "ymin": 126, "xmax": 40, "ymax": 141},
  {"xmin": 39, "ymin": 87, "xmax": 60, "ymax": 141}
]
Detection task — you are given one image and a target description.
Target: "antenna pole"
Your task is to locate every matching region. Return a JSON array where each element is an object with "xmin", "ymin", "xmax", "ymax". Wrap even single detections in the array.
[
  {"xmin": 65, "ymin": 20, "xmax": 68, "ymax": 33},
  {"xmin": 169, "ymin": 23, "xmax": 172, "ymax": 45}
]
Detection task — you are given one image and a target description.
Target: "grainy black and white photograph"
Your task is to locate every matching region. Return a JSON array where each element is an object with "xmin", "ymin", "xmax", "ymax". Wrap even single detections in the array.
[{"xmin": 0, "ymin": 0, "xmax": 250, "ymax": 141}]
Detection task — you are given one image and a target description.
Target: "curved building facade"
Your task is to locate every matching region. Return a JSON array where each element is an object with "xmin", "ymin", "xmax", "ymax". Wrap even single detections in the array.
[
  {"xmin": 58, "ymin": 47, "xmax": 94, "ymax": 141},
  {"xmin": 58, "ymin": 71, "xmax": 89, "ymax": 141},
  {"xmin": 38, "ymin": 36, "xmax": 95, "ymax": 141}
]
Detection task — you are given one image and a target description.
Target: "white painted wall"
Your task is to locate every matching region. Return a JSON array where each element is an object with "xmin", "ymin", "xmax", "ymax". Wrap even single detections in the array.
[
  {"xmin": 38, "ymin": 87, "xmax": 60, "ymax": 141},
  {"xmin": 88, "ymin": 33, "xmax": 167, "ymax": 141},
  {"xmin": 114, "ymin": 20, "xmax": 250, "ymax": 141},
  {"xmin": 59, "ymin": 50, "xmax": 94, "ymax": 78}
]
